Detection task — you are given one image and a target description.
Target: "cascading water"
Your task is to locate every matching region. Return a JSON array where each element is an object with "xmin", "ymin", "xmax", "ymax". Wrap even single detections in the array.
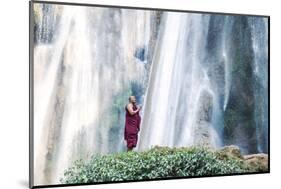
[
  {"xmin": 137, "ymin": 13, "xmax": 224, "ymax": 150},
  {"xmin": 249, "ymin": 17, "xmax": 268, "ymax": 153},
  {"xmin": 34, "ymin": 6, "xmax": 75, "ymax": 185},
  {"xmin": 138, "ymin": 14, "xmax": 268, "ymax": 154},
  {"xmin": 34, "ymin": 4, "xmax": 157, "ymax": 185},
  {"xmin": 33, "ymin": 3, "xmax": 268, "ymax": 185}
]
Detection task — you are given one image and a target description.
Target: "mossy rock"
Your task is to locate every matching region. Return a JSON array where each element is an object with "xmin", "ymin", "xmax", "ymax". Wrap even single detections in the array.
[{"xmin": 218, "ymin": 145, "xmax": 243, "ymax": 159}]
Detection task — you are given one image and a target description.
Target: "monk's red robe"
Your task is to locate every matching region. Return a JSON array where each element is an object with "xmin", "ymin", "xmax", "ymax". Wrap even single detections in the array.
[{"xmin": 124, "ymin": 104, "xmax": 141, "ymax": 148}]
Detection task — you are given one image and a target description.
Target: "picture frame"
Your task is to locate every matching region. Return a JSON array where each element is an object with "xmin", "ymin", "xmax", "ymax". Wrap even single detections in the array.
[{"xmin": 29, "ymin": 1, "xmax": 270, "ymax": 188}]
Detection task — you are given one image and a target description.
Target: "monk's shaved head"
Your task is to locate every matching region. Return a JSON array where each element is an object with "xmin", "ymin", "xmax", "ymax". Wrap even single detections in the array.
[{"xmin": 129, "ymin": 96, "xmax": 136, "ymax": 103}]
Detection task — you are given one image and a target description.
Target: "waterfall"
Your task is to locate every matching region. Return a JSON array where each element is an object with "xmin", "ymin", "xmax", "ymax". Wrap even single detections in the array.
[
  {"xmin": 33, "ymin": 3, "xmax": 268, "ymax": 185},
  {"xmin": 137, "ymin": 13, "xmax": 223, "ymax": 150},
  {"xmin": 34, "ymin": 4, "xmax": 157, "ymax": 185},
  {"xmin": 34, "ymin": 6, "xmax": 77, "ymax": 185}
]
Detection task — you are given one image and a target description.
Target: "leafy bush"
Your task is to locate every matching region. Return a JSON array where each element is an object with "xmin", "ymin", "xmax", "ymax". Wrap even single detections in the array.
[{"xmin": 60, "ymin": 146, "xmax": 253, "ymax": 184}]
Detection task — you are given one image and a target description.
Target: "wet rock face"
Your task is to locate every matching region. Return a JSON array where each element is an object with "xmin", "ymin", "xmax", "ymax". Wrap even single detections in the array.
[
  {"xmin": 223, "ymin": 17, "xmax": 260, "ymax": 154},
  {"xmin": 194, "ymin": 91, "xmax": 214, "ymax": 147},
  {"xmin": 197, "ymin": 91, "xmax": 213, "ymax": 123},
  {"xmin": 34, "ymin": 4, "xmax": 62, "ymax": 44},
  {"xmin": 134, "ymin": 47, "xmax": 147, "ymax": 62}
]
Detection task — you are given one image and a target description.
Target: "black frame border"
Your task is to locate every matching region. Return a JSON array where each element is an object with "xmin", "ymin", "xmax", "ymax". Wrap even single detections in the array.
[{"xmin": 29, "ymin": 0, "xmax": 270, "ymax": 188}]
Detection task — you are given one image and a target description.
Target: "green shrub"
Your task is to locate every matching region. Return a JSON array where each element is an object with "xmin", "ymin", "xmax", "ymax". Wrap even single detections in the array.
[{"xmin": 60, "ymin": 146, "xmax": 252, "ymax": 184}]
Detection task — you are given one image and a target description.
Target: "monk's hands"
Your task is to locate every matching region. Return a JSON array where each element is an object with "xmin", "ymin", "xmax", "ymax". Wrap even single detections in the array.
[{"xmin": 137, "ymin": 105, "xmax": 142, "ymax": 111}]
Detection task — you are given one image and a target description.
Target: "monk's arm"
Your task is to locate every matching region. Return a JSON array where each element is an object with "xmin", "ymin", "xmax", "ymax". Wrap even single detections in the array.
[{"xmin": 127, "ymin": 104, "xmax": 140, "ymax": 115}]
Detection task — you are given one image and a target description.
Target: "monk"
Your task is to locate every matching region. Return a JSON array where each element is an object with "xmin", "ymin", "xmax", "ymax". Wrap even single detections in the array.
[{"xmin": 124, "ymin": 96, "xmax": 142, "ymax": 151}]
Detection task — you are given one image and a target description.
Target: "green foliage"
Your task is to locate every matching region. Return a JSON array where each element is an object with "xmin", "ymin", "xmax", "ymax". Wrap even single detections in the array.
[{"xmin": 60, "ymin": 146, "xmax": 255, "ymax": 184}]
